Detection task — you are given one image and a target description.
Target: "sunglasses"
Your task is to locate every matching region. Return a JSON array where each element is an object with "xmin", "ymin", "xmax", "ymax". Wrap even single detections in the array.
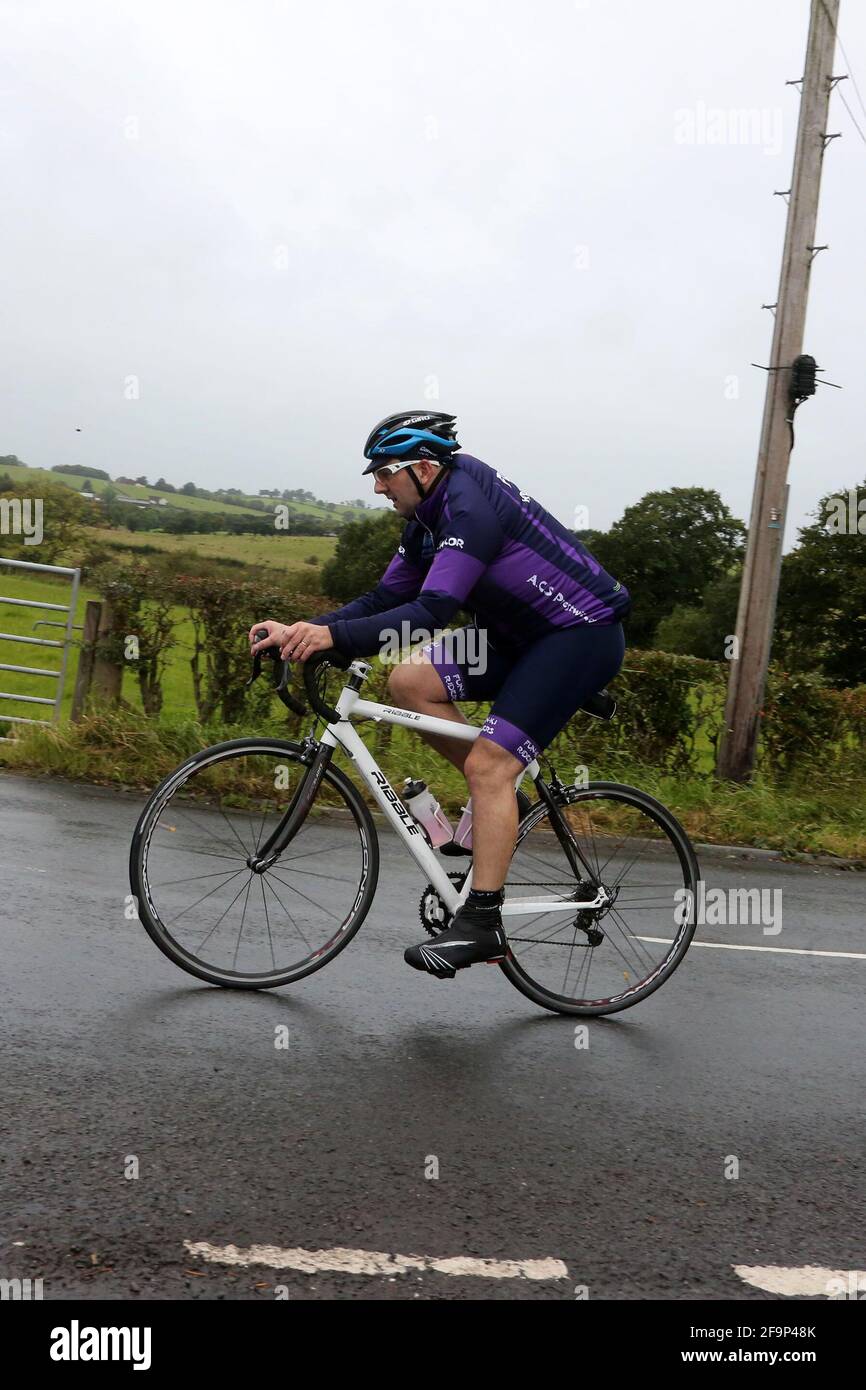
[{"xmin": 371, "ymin": 460, "xmax": 420, "ymax": 483}]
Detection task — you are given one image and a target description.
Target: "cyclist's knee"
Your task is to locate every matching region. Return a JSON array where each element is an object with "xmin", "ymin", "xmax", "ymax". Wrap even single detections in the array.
[
  {"xmin": 465, "ymin": 738, "xmax": 521, "ymax": 789},
  {"xmin": 387, "ymin": 659, "xmax": 444, "ymax": 708}
]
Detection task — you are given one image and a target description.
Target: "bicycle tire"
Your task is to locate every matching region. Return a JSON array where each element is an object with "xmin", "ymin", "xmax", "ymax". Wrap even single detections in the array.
[
  {"xmin": 499, "ymin": 780, "xmax": 700, "ymax": 1016},
  {"xmin": 129, "ymin": 737, "xmax": 379, "ymax": 989}
]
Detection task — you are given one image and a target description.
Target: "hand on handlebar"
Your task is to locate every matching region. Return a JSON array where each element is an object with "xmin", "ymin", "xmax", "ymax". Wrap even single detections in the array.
[
  {"xmin": 247, "ymin": 626, "xmax": 351, "ymax": 724},
  {"xmin": 280, "ymin": 621, "xmax": 334, "ymax": 662},
  {"xmin": 248, "ymin": 619, "xmax": 333, "ymax": 663}
]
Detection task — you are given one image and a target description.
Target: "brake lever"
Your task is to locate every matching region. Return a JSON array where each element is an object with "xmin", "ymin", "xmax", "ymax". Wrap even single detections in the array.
[
  {"xmin": 303, "ymin": 649, "xmax": 351, "ymax": 724},
  {"xmin": 274, "ymin": 659, "xmax": 307, "ymax": 716},
  {"xmin": 246, "ymin": 628, "xmax": 308, "ymax": 716}
]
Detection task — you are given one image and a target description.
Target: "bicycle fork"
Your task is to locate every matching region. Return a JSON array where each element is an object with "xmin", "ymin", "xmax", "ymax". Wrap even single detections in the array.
[{"xmin": 247, "ymin": 737, "xmax": 333, "ymax": 873}]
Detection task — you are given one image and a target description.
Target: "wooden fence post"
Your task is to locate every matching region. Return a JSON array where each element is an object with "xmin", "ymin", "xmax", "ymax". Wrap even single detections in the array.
[
  {"xmin": 90, "ymin": 599, "xmax": 124, "ymax": 706},
  {"xmin": 70, "ymin": 600, "xmax": 103, "ymax": 723}
]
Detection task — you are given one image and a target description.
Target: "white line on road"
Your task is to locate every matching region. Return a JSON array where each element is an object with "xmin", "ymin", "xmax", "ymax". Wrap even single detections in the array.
[
  {"xmin": 184, "ymin": 1240, "xmax": 568, "ymax": 1281},
  {"xmin": 637, "ymin": 936, "xmax": 866, "ymax": 960},
  {"xmin": 734, "ymin": 1264, "xmax": 866, "ymax": 1296}
]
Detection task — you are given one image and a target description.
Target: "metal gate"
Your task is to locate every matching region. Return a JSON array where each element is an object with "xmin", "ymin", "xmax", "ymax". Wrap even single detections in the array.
[{"xmin": 0, "ymin": 557, "xmax": 81, "ymax": 741}]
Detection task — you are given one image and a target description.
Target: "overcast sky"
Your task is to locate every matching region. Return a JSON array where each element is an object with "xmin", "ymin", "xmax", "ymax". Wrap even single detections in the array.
[{"xmin": 2, "ymin": 0, "xmax": 865, "ymax": 541}]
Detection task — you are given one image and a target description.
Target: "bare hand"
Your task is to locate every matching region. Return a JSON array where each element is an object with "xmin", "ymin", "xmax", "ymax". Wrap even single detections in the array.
[
  {"xmin": 279, "ymin": 621, "xmax": 334, "ymax": 662},
  {"xmin": 249, "ymin": 618, "xmax": 333, "ymax": 663}
]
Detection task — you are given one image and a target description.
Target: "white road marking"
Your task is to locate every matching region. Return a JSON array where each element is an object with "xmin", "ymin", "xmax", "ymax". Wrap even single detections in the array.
[
  {"xmin": 184, "ymin": 1240, "xmax": 567, "ymax": 1281},
  {"xmin": 637, "ymin": 936, "xmax": 866, "ymax": 960},
  {"xmin": 734, "ymin": 1264, "xmax": 866, "ymax": 1297}
]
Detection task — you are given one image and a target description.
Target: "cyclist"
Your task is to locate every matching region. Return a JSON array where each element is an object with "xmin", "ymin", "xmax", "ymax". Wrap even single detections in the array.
[{"xmin": 250, "ymin": 410, "xmax": 630, "ymax": 980}]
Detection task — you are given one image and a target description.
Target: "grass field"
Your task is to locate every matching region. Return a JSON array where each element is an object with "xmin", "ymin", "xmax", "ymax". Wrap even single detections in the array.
[
  {"xmin": 0, "ymin": 462, "xmax": 369, "ymax": 523},
  {"xmin": 89, "ymin": 528, "xmax": 337, "ymax": 573},
  {"xmin": 0, "ymin": 563, "xmax": 330, "ymax": 729},
  {"xmin": 0, "ymin": 569, "xmax": 93, "ymax": 728}
]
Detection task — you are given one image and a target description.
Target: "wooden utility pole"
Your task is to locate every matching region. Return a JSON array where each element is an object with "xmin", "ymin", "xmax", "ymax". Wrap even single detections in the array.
[{"xmin": 717, "ymin": 0, "xmax": 839, "ymax": 782}]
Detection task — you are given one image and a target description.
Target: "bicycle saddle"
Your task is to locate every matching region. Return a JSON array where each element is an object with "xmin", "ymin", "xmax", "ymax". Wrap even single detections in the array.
[{"xmin": 579, "ymin": 689, "xmax": 617, "ymax": 721}]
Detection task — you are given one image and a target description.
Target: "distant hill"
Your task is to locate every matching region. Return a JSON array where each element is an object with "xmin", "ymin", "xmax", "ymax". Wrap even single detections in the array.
[{"xmin": 0, "ymin": 458, "xmax": 377, "ymax": 524}]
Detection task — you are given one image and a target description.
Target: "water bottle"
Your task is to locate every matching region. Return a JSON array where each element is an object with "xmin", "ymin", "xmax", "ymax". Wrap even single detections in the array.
[
  {"xmin": 401, "ymin": 778, "xmax": 454, "ymax": 848},
  {"xmin": 452, "ymin": 798, "xmax": 473, "ymax": 851}
]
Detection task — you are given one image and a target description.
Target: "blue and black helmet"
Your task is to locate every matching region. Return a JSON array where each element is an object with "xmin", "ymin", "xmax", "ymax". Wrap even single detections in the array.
[{"xmin": 362, "ymin": 410, "xmax": 460, "ymax": 473}]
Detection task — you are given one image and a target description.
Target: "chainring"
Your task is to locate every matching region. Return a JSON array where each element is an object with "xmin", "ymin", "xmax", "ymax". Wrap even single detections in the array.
[{"xmin": 419, "ymin": 871, "xmax": 469, "ymax": 938}]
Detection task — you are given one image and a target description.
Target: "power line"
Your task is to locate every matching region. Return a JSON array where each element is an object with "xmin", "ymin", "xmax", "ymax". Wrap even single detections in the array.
[
  {"xmin": 830, "ymin": 18, "xmax": 866, "ymax": 120},
  {"xmin": 818, "ymin": 0, "xmax": 866, "ymax": 144},
  {"xmin": 837, "ymin": 85, "xmax": 866, "ymax": 145}
]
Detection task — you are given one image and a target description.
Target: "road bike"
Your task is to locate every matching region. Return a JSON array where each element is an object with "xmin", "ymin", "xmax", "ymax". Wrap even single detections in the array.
[{"xmin": 129, "ymin": 640, "xmax": 700, "ymax": 1016}]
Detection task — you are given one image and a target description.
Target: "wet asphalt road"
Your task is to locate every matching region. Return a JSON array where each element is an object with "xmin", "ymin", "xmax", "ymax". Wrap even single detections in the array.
[{"xmin": 0, "ymin": 770, "xmax": 863, "ymax": 1301}]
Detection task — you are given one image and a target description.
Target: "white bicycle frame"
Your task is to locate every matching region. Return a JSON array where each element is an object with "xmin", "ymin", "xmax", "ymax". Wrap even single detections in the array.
[{"xmin": 315, "ymin": 660, "xmax": 606, "ymax": 920}]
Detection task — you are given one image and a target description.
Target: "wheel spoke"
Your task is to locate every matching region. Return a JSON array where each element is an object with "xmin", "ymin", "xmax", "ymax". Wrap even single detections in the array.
[
  {"xmin": 191, "ymin": 873, "xmax": 255, "ymax": 951},
  {"xmin": 152, "ymin": 867, "xmax": 245, "ymax": 889},
  {"xmin": 261, "ymin": 873, "xmax": 313, "ymax": 951},
  {"xmin": 219, "ymin": 805, "xmax": 254, "ymax": 859},
  {"xmin": 503, "ymin": 789, "xmax": 695, "ymax": 1010},
  {"xmin": 165, "ymin": 866, "xmax": 249, "ymax": 929},
  {"xmin": 233, "ymin": 875, "xmax": 255, "ymax": 968},
  {"xmin": 134, "ymin": 746, "xmax": 372, "ymax": 983},
  {"xmin": 266, "ymin": 869, "xmax": 343, "ymax": 924},
  {"xmin": 170, "ymin": 805, "xmax": 249, "ymax": 862},
  {"xmin": 260, "ymin": 876, "xmax": 277, "ymax": 970}
]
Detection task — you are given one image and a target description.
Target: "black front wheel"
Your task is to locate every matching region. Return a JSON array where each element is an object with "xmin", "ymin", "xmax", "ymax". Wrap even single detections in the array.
[
  {"xmin": 129, "ymin": 738, "xmax": 379, "ymax": 989},
  {"xmin": 499, "ymin": 781, "xmax": 699, "ymax": 1016}
]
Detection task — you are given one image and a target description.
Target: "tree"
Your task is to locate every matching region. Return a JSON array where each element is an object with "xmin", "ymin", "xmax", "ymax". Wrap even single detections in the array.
[
  {"xmin": 163, "ymin": 510, "xmax": 197, "ymax": 534},
  {"xmin": 81, "ymin": 478, "xmax": 94, "ymax": 494},
  {"xmin": 92, "ymin": 558, "xmax": 178, "ymax": 717},
  {"xmin": 591, "ymin": 487, "xmax": 745, "ymax": 648},
  {"xmin": 775, "ymin": 479, "xmax": 866, "ymax": 686},
  {"xmin": 52, "ymin": 464, "xmax": 110, "ymax": 480},
  {"xmin": 320, "ymin": 510, "xmax": 403, "ymax": 602},
  {"xmin": 654, "ymin": 570, "xmax": 742, "ymax": 660},
  {"xmin": 0, "ymin": 480, "xmax": 94, "ymax": 563},
  {"xmin": 135, "ymin": 476, "xmax": 149, "ymax": 486},
  {"xmin": 180, "ymin": 482, "xmax": 198, "ymax": 496}
]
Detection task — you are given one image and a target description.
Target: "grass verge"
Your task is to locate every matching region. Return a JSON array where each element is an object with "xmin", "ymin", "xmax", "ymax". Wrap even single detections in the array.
[{"xmin": 1, "ymin": 707, "xmax": 863, "ymax": 862}]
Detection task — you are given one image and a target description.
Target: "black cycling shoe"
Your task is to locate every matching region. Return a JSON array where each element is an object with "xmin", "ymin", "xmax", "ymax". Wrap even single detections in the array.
[{"xmin": 404, "ymin": 915, "xmax": 508, "ymax": 979}]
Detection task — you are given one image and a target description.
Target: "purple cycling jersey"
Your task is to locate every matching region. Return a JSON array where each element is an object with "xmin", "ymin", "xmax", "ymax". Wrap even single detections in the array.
[{"xmin": 311, "ymin": 453, "xmax": 630, "ymax": 658}]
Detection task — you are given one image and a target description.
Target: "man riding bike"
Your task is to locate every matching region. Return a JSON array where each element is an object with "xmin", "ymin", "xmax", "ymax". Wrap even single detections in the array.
[{"xmin": 250, "ymin": 410, "xmax": 630, "ymax": 980}]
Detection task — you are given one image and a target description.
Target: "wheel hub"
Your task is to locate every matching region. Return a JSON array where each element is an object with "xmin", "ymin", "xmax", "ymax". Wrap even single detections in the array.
[{"xmin": 570, "ymin": 880, "xmax": 618, "ymax": 944}]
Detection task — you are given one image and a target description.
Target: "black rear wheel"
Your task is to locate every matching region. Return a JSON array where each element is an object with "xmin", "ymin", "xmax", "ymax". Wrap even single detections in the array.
[
  {"xmin": 129, "ymin": 738, "xmax": 379, "ymax": 989},
  {"xmin": 499, "ymin": 781, "xmax": 699, "ymax": 1016}
]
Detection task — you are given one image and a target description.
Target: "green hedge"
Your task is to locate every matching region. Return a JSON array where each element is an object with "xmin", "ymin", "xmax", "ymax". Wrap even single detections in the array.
[{"xmin": 27, "ymin": 557, "xmax": 864, "ymax": 781}]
